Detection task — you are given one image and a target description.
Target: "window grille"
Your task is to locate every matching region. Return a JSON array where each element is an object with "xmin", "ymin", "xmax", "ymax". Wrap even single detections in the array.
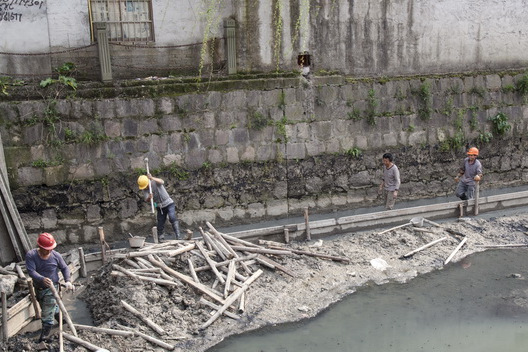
[{"xmin": 89, "ymin": 0, "xmax": 154, "ymax": 42}]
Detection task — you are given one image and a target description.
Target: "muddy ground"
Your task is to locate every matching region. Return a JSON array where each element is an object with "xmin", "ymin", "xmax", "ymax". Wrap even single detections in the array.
[{"xmin": 4, "ymin": 213, "xmax": 528, "ymax": 352}]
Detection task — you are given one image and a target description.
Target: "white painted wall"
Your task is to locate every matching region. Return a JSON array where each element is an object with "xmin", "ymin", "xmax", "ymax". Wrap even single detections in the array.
[
  {"xmin": 0, "ymin": 0, "xmax": 50, "ymax": 52},
  {"xmin": 47, "ymin": 0, "xmax": 91, "ymax": 48},
  {"xmin": 1, "ymin": 0, "xmax": 527, "ymax": 77}
]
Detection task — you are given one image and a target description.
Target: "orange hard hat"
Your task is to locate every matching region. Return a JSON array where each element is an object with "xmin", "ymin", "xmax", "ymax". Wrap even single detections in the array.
[
  {"xmin": 37, "ymin": 233, "xmax": 57, "ymax": 250},
  {"xmin": 467, "ymin": 147, "xmax": 479, "ymax": 156}
]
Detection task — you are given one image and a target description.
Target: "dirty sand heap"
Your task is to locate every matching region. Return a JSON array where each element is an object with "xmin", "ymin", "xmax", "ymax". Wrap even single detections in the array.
[{"xmin": 5, "ymin": 213, "xmax": 528, "ymax": 352}]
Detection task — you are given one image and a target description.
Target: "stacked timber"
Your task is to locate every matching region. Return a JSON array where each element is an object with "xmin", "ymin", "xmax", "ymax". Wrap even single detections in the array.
[
  {"xmin": 0, "ymin": 134, "xmax": 31, "ymax": 265},
  {"xmin": 101, "ymin": 221, "xmax": 349, "ymax": 334}
]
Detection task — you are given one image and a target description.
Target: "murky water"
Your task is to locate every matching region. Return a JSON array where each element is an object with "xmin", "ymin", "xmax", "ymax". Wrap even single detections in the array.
[{"xmin": 208, "ymin": 249, "xmax": 528, "ymax": 352}]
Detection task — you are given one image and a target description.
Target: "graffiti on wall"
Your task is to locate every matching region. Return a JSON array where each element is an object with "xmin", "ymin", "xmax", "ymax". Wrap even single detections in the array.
[{"xmin": 0, "ymin": 0, "xmax": 45, "ymax": 22}]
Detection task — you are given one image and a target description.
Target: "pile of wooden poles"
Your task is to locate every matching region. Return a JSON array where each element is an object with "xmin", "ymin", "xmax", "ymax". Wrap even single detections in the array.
[{"xmin": 110, "ymin": 222, "xmax": 348, "ymax": 330}]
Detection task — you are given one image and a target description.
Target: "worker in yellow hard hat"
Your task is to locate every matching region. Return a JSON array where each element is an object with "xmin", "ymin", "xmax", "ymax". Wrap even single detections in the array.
[
  {"xmin": 138, "ymin": 173, "xmax": 184, "ymax": 240},
  {"xmin": 454, "ymin": 147, "xmax": 483, "ymax": 200}
]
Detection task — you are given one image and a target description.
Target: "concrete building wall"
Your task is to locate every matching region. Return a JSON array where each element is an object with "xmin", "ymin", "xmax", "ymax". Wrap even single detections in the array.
[{"xmin": 2, "ymin": 0, "xmax": 528, "ymax": 78}]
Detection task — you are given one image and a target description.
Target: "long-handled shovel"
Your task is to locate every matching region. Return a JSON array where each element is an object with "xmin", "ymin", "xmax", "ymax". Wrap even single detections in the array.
[
  {"xmin": 49, "ymin": 285, "xmax": 77, "ymax": 337},
  {"xmin": 145, "ymin": 157, "xmax": 155, "ymax": 214},
  {"xmin": 59, "ymin": 290, "xmax": 64, "ymax": 352},
  {"xmin": 474, "ymin": 181, "xmax": 480, "ymax": 215}
]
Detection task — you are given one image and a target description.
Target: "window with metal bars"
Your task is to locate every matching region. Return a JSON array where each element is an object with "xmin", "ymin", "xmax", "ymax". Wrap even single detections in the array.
[{"xmin": 89, "ymin": 0, "xmax": 154, "ymax": 42}]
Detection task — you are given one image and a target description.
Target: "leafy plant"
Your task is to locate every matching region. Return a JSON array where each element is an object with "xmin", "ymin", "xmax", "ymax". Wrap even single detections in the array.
[
  {"xmin": 439, "ymin": 131, "xmax": 465, "ymax": 152},
  {"xmin": 476, "ymin": 131, "xmax": 493, "ymax": 145},
  {"xmin": 407, "ymin": 124, "xmax": 415, "ymax": 132},
  {"xmin": 248, "ymin": 110, "xmax": 271, "ymax": 130},
  {"xmin": 414, "ymin": 82, "xmax": 433, "ymax": 120},
  {"xmin": 0, "ymin": 77, "xmax": 10, "ymax": 96},
  {"xmin": 168, "ymin": 163, "xmax": 189, "ymax": 180},
  {"xmin": 448, "ymin": 84, "xmax": 462, "ymax": 95},
  {"xmin": 347, "ymin": 108, "xmax": 361, "ymax": 121},
  {"xmin": 502, "ymin": 84, "xmax": 516, "ymax": 93},
  {"xmin": 365, "ymin": 89, "xmax": 378, "ymax": 125},
  {"xmin": 441, "ymin": 97, "xmax": 454, "ymax": 116},
  {"xmin": 515, "ymin": 73, "xmax": 528, "ymax": 96},
  {"xmin": 489, "ymin": 112, "xmax": 512, "ymax": 136},
  {"xmin": 469, "ymin": 86, "xmax": 486, "ymax": 98},
  {"xmin": 345, "ymin": 147, "xmax": 362, "ymax": 158},
  {"xmin": 278, "ymin": 90, "xmax": 286, "ymax": 110},
  {"xmin": 274, "ymin": 116, "xmax": 290, "ymax": 143}
]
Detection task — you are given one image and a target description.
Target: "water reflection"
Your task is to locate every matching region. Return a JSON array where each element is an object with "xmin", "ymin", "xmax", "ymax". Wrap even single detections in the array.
[{"xmin": 209, "ymin": 249, "xmax": 528, "ymax": 352}]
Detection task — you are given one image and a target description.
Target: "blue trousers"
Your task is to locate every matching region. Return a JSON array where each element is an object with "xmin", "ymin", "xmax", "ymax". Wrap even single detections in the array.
[{"xmin": 157, "ymin": 202, "xmax": 181, "ymax": 238}]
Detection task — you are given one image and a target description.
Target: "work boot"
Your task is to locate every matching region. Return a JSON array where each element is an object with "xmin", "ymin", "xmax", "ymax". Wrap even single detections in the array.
[
  {"xmin": 172, "ymin": 220, "xmax": 181, "ymax": 239},
  {"xmin": 54, "ymin": 312, "xmax": 66, "ymax": 325},
  {"xmin": 459, "ymin": 194, "xmax": 467, "ymax": 200},
  {"xmin": 38, "ymin": 323, "xmax": 53, "ymax": 343}
]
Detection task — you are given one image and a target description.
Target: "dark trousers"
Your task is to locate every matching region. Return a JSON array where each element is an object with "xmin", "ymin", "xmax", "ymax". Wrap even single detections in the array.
[{"xmin": 157, "ymin": 202, "xmax": 181, "ymax": 238}]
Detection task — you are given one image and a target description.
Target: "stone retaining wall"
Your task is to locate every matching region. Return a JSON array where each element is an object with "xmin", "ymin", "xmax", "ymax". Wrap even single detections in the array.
[{"xmin": 1, "ymin": 72, "xmax": 528, "ymax": 245}]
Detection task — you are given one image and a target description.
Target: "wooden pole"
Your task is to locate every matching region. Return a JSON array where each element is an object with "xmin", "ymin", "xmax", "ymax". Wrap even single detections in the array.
[
  {"xmin": 444, "ymin": 237, "xmax": 468, "ymax": 265},
  {"xmin": 187, "ymin": 259, "xmax": 200, "ymax": 283},
  {"xmin": 48, "ymin": 284, "xmax": 77, "ymax": 337},
  {"xmin": 304, "ymin": 207, "xmax": 311, "ymax": 241},
  {"xmin": 238, "ymin": 292, "xmax": 245, "ymax": 314},
  {"xmin": 196, "ymin": 241, "xmax": 225, "ymax": 284},
  {"xmin": 378, "ymin": 222, "xmax": 411, "ymax": 235},
  {"xmin": 201, "ymin": 269, "xmax": 263, "ymax": 329},
  {"xmin": 74, "ymin": 324, "xmax": 134, "ymax": 337},
  {"xmin": 402, "ymin": 237, "xmax": 448, "ymax": 258},
  {"xmin": 199, "ymin": 297, "xmax": 240, "ymax": 320},
  {"xmin": 284, "ymin": 227, "xmax": 290, "ymax": 244},
  {"xmin": 121, "ymin": 300, "xmax": 165, "ymax": 335},
  {"xmin": 63, "ymin": 332, "xmax": 109, "ymax": 352},
  {"xmin": 474, "ymin": 181, "xmax": 480, "ymax": 215},
  {"xmin": 1, "ymin": 291, "xmax": 8, "ymax": 343},
  {"xmin": 224, "ymin": 260, "xmax": 236, "ymax": 298},
  {"xmin": 59, "ymin": 294, "xmax": 64, "ymax": 352},
  {"xmin": 78, "ymin": 247, "xmax": 87, "ymax": 278},
  {"xmin": 145, "ymin": 157, "xmax": 155, "ymax": 214},
  {"xmin": 268, "ymin": 246, "xmax": 350, "ymax": 263},
  {"xmin": 152, "ymin": 226, "xmax": 158, "ymax": 244},
  {"xmin": 147, "ymin": 255, "xmax": 225, "ymax": 304},
  {"xmin": 27, "ymin": 278, "xmax": 41, "ymax": 319},
  {"xmin": 98, "ymin": 227, "xmax": 106, "ymax": 264}
]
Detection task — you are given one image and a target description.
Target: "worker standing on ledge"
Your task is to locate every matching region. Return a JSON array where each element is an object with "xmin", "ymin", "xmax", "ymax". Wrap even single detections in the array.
[
  {"xmin": 455, "ymin": 147, "xmax": 483, "ymax": 200},
  {"xmin": 138, "ymin": 173, "xmax": 183, "ymax": 240},
  {"xmin": 379, "ymin": 152, "xmax": 401, "ymax": 210},
  {"xmin": 25, "ymin": 232, "xmax": 74, "ymax": 343}
]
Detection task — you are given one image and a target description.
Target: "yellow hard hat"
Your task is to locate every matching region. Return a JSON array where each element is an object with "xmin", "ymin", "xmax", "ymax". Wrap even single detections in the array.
[{"xmin": 137, "ymin": 175, "xmax": 149, "ymax": 190}]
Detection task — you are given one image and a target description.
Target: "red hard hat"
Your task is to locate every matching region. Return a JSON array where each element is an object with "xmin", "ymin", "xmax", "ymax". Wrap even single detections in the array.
[
  {"xmin": 37, "ymin": 233, "xmax": 57, "ymax": 250},
  {"xmin": 467, "ymin": 147, "xmax": 479, "ymax": 156}
]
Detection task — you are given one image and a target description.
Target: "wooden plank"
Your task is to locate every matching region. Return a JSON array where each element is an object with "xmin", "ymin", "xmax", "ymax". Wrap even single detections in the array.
[
  {"xmin": 444, "ymin": 237, "xmax": 468, "ymax": 265},
  {"xmin": 402, "ymin": 237, "xmax": 448, "ymax": 258},
  {"xmin": 6, "ymin": 295, "xmax": 35, "ymax": 338},
  {"xmin": 296, "ymin": 218, "xmax": 337, "ymax": 231},
  {"xmin": 0, "ymin": 171, "xmax": 31, "ymax": 255}
]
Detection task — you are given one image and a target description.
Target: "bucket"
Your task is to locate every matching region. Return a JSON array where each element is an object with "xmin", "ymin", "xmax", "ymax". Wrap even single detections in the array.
[
  {"xmin": 410, "ymin": 217, "xmax": 424, "ymax": 227},
  {"xmin": 128, "ymin": 236, "xmax": 145, "ymax": 248}
]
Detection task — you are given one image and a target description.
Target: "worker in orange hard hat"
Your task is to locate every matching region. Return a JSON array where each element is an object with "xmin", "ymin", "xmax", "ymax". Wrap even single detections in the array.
[
  {"xmin": 26, "ymin": 233, "xmax": 74, "ymax": 343},
  {"xmin": 454, "ymin": 147, "xmax": 483, "ymax": 200}
]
